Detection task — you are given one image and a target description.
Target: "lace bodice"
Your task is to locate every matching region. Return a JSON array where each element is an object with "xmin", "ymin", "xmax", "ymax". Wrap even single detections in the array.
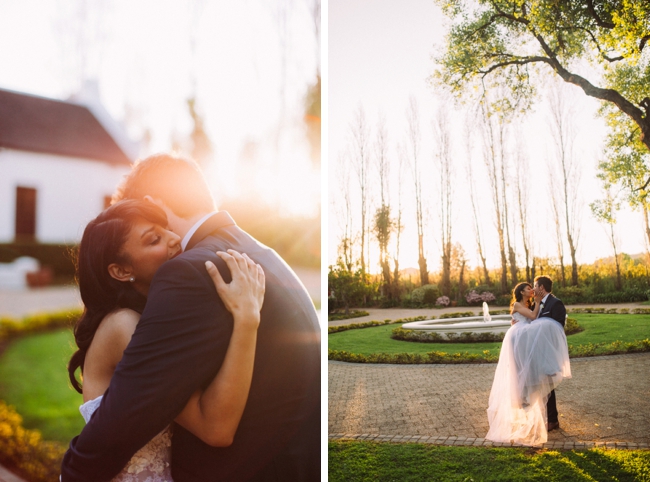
[
  {"xmin": 512, "ymin": 312, "xmax": 530, "ymax": 324},
  {"xmin": 80, "ymin": 396, "xmax": 173, "ymax": 482}
]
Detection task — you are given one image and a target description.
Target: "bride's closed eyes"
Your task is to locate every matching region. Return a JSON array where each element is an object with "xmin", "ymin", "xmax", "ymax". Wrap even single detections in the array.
[{"xmin": 108, "ymin": 218, "xmax": 182, "ymax": 295}]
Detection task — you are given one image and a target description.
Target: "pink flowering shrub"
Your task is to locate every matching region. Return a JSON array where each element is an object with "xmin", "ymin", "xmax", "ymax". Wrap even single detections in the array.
[
  {"xmin": 465, "ymin": 290, "xmax": 496, "ymax": 304},
  {"xmin": 435, "ymin": 296, "xmax": 450, "ymax": 307},
  {"xmin": 465, "ymin": 290, "xmax": 482, "ymax": 304},
  {"xmin": 481, "ymin": 291, "xmax": 496, "ymax": 302}
]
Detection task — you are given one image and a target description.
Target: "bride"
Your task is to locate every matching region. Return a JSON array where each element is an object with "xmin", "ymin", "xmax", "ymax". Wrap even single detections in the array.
[
  {"xmin": 67, "ymin": 199, "xmax": 265, "ymax": 481},
  {"xmin": 486, "ymin": 282, "xmax": 571, "ymax": 446}
]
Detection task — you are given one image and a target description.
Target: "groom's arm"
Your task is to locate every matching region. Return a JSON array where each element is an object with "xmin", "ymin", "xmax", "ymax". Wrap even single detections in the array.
[
  {"xmin": 61, "ymin": 254, "xmax": 232, "ymax": 482},
  {"xmin": 550, "ymin": 298, "xmax": 567, "ymax": 327}
]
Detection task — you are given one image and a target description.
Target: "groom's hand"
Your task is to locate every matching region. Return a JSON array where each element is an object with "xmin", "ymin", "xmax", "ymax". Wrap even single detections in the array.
[{"xmin": 511, "ymin": 317, "xmax": 518, "ymax": 325}]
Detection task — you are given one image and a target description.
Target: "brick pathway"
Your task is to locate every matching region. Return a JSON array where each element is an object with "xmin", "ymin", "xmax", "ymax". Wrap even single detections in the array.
[{"xmin": 329, "ymin": 352, "xmax": 650, "ymax": 448}]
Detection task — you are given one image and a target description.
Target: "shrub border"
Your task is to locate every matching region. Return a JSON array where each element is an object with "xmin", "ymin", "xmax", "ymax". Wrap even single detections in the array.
[
  {"xmin": 328, "ymin": 311, "xmax": 650, "ymax": 364},
  {"xmin": 327, "ymin": 310, "xmax": 370, "ymax": 322}
]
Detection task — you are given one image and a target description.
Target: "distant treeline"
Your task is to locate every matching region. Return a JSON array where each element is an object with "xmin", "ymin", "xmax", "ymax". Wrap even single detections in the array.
[{"xmin": 328, "ymin": 253, "xmax": 650, "ymax": 313}]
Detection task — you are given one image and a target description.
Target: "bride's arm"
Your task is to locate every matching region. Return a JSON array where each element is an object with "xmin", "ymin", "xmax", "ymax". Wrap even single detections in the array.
[
  {"xmin": 174, "ymin": 250, "xmax": 265, "ymax": 447},
  {"xmin": 512, "ymin": 300, "xmax": 541, "ymax": 321}
]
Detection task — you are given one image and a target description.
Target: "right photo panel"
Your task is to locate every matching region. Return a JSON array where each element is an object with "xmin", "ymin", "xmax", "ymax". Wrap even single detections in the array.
[{"xmin": 328, "ymin": 0, "xmax": 650, "ymax": 479}]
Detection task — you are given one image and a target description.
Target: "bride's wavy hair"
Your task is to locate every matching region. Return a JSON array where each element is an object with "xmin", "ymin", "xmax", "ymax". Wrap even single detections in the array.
[
  {"xmin": 510, "ymin": 282, "xmax": 533, "ymax": 313},
  {"xmin": 68, "ymin": 200, "xmax": 167, "ymax": 393}
]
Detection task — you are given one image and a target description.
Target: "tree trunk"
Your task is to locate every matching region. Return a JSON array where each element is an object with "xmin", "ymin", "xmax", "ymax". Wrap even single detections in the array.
[{"xmin": 418, "ymin": 234, "xmax": 428, "ymax": 286}]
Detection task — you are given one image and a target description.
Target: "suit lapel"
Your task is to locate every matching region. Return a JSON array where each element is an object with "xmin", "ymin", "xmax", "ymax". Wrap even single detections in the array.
[
  {"xmin": 543, "ymin": 294, "xmax": 556, "ymax": 314},
  {"xmin": 186, "ymin": 211, "xmax": 236, "ymax": 251}
]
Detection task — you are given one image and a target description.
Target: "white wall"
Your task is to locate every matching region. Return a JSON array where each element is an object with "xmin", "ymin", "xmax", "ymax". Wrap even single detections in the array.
[{"xmin": 0, "ymin": 148, "xmax": 131, "ymax": 243}]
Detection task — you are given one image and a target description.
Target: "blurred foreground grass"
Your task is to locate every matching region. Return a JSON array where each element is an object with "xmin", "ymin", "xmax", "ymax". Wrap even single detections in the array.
[
  {"xmin": 329, "ymin": 441, "xmax": 650, "ymax": 481},
  {"xmin": 0, "ymin": 329, "xmax": 82, "ymax": 443}
]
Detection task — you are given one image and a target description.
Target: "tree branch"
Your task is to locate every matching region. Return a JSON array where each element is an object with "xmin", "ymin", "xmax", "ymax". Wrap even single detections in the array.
[
  {"xmin": 478, "ymin": 56, "xmax": 552, "ymax": 76},
  {"xmin": 586, "ymin": 0, "xmax": 615, "ymax": 29},
  {"xmin": 641, "ymin": 35, "xmax": 650, "ymax": 52},
  {"xmin": 569, "ymin": 26, "xmax": 624, "ymax": 61},
  {"xmin": 634, "ymin": 177, "xmax": 650, "ymax": 192},
  {"xmin": 530, "ymin": 31, "xmax": 646, "ymax": 130},
  {"xmin": 489, "ymin": 0, "xmax": 529, "ymax": 26}
]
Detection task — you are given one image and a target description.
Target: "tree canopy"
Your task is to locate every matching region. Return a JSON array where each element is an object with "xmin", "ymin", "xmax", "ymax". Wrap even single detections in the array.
[{"xmin": 433, "ymin": 0, "xmax": 650, "ymax": 188}]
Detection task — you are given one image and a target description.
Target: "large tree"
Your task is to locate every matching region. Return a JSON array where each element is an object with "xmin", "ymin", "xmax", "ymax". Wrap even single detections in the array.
[
  {"xmin": 406, "ymin": 97, "xmax": 429, "ymax": 286},
  {"xmin": 546, "ymin": 82, "xmax": 581, "ymax": 285},
  {"xmin": 433, "ymin": 0, "xmax": 650, "ymax": 187},
  {"xmin": 350, "ymin": 106, "xmax": 371, "ymax": 274},
  {"xmin": 432, "ymin": 106, "xmax": 454, "ymax": 297},
  {"xmin": 373, "ymin": 114, "xmax": 394, "ymax": 297}
]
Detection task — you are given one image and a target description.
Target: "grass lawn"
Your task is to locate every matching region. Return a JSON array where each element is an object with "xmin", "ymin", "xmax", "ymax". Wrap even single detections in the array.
[
  {"xmin": 328, "ymin": 314, "xmax": 650, "ymax": 357},
  {"xmin": 329, "ymin": 441, "xmax": 650, "ymax": 481},
  {"xmin": 0, "ymin": 329, "xmax": 83, "ymax": 443}
]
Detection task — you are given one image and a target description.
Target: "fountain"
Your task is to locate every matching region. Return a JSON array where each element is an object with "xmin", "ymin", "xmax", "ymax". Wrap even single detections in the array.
[
  {"xmin": 482, "ymin": 301, "xmax": 491, "ymax": 322},
  {"xmin": 401, "ymin": 303, "xmax": 512, "ymax": 339}
]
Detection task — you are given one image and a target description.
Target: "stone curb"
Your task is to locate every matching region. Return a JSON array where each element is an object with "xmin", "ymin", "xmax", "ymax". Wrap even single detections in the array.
[{"xmin": 328, "ymin": 433, "xmax": 650, "ymax": 450}]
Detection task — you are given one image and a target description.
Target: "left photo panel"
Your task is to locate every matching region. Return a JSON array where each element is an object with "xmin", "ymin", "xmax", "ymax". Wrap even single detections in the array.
[{"xmin": 0, "ymin": 1, "xmax": 322, "ymax": 481}]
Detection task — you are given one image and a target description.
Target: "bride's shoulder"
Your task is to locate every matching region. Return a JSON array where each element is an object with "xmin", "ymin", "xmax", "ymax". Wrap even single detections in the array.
[{"xmin": 95, "ymin": 309, "xmax": 139, "ymax": 349}]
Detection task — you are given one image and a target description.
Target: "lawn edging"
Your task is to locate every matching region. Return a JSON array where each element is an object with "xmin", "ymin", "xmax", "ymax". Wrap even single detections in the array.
[{"xmin": 328, "ymin": 312, "xmax": 650, "ymax": 364}]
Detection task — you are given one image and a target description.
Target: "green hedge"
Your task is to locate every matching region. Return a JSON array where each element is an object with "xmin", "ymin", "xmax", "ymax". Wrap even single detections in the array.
[
  {"xmin": 327, "ymin": 310, "xmax": 369, "ymax": 322},
  {"xmin": 0, "ymin": 310, "xmax": 81, "ymax": 341},
  {"xmin": 0, "ymin": 243, "xmax": 77, "ymax": 284},
  {"xmin": 328, "ymin": 338, "xmax": 650, "ymax": 364},
  {"xmin": 390, "ymin": 317, "xmax": 583, "ymax": 344},
  {"xmin": 328, "ymin": 316, "xmax": 430, "ymax": 334}
]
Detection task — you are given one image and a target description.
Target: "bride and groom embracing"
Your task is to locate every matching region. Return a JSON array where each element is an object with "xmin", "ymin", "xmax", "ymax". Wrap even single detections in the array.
[
  {"xmin": 60, "ymin": 154, "xmax": 321, "ymax": 481},
  {"xmin": 486, "ymin": 276, "xmax": 572, "ymax": 446}
]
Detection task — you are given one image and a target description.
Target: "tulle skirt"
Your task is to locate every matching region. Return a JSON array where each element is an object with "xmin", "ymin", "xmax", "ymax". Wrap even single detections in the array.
[{"xmin": 486, "ymin": 317, "xmax": 572, "ymax": 446}]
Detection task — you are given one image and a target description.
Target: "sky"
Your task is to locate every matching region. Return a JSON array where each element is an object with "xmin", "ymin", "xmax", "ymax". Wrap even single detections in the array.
[
  {"xmin": 0, "ymin": 0, "xmax": 320, "ymax": 218},
  {"xmin": 328, "ymin": 0, "xmax": 647, "ymax": 274}
]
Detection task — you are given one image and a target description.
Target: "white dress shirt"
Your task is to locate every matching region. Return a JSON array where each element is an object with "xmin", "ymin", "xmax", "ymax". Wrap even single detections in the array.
[
  {"xmin": 537, "ymin": 293, "xmax": 550, "ymax": 319},
  {"xmin": 181, "ymin": 211, "xmax": 218, "ymax": 251}
]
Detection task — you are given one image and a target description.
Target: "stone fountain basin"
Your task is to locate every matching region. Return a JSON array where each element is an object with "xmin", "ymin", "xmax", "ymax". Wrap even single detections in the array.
[{"xmin": 401, "ymin": 315, "xmax": 512, "ymax": 337}]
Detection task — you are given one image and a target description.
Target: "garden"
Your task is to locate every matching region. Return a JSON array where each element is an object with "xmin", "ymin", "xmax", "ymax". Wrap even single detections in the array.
[{"xmin": 0, "ymin": 311, "xmax": 81, "ymax": 481}]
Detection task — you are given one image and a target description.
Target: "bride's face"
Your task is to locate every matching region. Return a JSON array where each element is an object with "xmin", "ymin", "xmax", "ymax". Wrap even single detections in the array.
[
  {"xmin": 522, "ymin": 285, "xmax": 534, "ymax": 299},
  {"xmin": 110, "ymin": 217, "xmax": 182, "ymax": 293}
]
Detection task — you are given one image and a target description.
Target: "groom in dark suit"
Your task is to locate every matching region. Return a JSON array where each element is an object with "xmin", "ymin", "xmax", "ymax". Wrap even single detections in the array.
[
  {"xmin": 61, "ymin": 154, "xmax": 321, "ymax": 481},
  {"xmin": 533, "ymin": 275, "xmax": 566, "ymax": 432}
]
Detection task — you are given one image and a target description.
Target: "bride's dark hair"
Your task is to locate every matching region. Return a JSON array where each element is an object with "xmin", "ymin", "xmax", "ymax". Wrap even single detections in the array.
[
  {"xmin": 510, "ymin": 282, "xmax": 533, "ymax": 313},
  {"xmin": 68, "ymin": 200, "xmax": 168, "ymax": 393}
]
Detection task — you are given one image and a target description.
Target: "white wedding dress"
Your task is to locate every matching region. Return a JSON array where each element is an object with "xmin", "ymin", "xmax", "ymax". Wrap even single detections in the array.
[
  {"xmin": 79, "ymin": 396, "xmax": 173, "ymax": 481},
  {"xmin": 486, "ymin": 312, "xmax": 571, "ymax": 446}
]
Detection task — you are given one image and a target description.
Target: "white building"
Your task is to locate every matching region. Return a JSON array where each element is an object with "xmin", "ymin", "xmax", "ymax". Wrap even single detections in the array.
[{"xmin": 0, "ymin": 86, "xmax": 138, "ymax": 244}]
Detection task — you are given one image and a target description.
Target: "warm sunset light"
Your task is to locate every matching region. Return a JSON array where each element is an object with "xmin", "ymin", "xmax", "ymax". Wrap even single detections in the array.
[{"xmin": 0, "ymin": 1, "xmax": 321, "ymax": 221}]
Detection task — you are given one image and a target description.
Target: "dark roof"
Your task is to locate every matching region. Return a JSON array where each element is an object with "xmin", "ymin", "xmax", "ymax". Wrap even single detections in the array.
[{"xmin": 0, "ymin": 88, "xmax": 132, "ymax": 165}]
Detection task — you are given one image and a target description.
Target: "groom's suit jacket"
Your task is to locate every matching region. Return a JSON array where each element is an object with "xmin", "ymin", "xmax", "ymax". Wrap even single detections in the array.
[
  {"xmin": 61, "ymin": 212, "xmax": 321, "ymax": 481},
  {"xmin": 539, "ymin": 294, "xmax": 566, "ymax": 327}
]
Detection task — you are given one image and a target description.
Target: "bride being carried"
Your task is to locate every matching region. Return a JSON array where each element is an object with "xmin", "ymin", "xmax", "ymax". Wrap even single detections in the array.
[{"xmin": 486, "ymin": 276, "xmax": 572, "ymax": 446}]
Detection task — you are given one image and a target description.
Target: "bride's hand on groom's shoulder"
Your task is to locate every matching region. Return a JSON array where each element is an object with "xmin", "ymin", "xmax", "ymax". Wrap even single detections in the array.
[{"xmin": 205, "ymin": 250, "xmax": 265, "ymax": 328}]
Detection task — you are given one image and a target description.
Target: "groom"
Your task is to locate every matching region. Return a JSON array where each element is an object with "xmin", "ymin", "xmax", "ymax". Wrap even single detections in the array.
[
  {"xmin": 533, "ymin": 275, "xmax": 566, "ymax": 432},
  {"xmin": 61, "ymin": 154, "xmax": 321, "ymax": 481}
]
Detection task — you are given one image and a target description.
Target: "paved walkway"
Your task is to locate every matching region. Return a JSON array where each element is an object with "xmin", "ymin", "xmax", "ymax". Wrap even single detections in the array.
[
  {"xmin": 329, "ymin": 352, "xmax": 650, "ymax": 448},
  {"xmin": 0, "ymin": 266, "xmax": 320, "ymax": 319},
  {"xmin": 328, "ymin": 303, "xmax": 649, "ymax": 327}
]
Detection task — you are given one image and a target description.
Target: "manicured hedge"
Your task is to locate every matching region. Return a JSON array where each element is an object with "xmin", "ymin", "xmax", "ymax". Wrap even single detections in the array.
[
  {"xmin": 328, "ymin": 310, "xmax": 369, "ymax": 322},
  {"xmin": 328, "ymin": 338, "xmax": 650, "ymax": 364},
  {"xmin": 0, "ymin": 309, "xmax": 81, "ymax": 341},
  {"xmin": 0, "ymin": 243, "xmax": 76, "ymax": 284},
  {"xmin": 390, "ymin": 317, "xmax": 582, "ymax": 344}
]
